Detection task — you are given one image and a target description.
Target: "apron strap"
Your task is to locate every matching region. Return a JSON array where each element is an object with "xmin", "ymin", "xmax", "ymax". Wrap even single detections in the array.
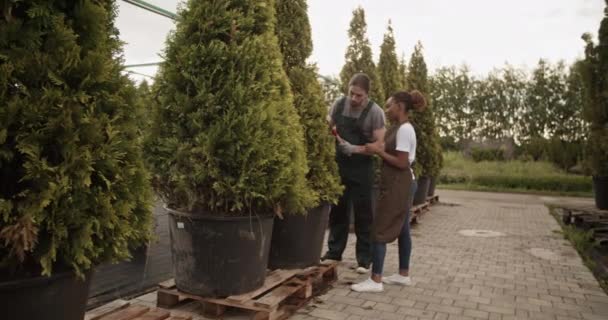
[{"xmin": 356, "ymin": 100, "xmax": 375, "ymax": 131}]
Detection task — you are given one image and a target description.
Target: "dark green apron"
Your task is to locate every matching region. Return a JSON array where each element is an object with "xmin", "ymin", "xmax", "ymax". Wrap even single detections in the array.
[{"xmin": 334, "ymin": 98, "xmax": 375, "ymax": 196}]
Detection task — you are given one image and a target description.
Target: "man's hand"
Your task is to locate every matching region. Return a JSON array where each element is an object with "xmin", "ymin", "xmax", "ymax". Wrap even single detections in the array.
[{"xmin": 338, "ymin": 140, "xmax": 359, "ymax": 156}]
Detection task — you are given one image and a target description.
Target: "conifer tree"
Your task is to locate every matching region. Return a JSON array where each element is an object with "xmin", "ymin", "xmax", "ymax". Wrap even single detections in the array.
[
  {"xmin": 406, "ymin": 42, "xmax": 442, "ymax": 177},
  {"xmin": 339, "ymin": 7, "xmax": 383, "ymax": 103},
  {"xmin": 398, "ymin": 54, "xmax": 408, "ymax": 90},
  {"xmin": 275, "ymin": 0, "xmax": 341, "ymax": 205},
  {"xmin": 0, "ymin": 0, "xmax": 152, "ymax": 276},
  {"xmin": 580, "ymin": 1, "xmax": 608, "ymax": 177},
  {"xmin": 146, "ymin": 0, "xmax": 314, "ymax": 215},
  {"xmin": 378, "ymin": 21, "xmax": 401, "ymax": 101}
]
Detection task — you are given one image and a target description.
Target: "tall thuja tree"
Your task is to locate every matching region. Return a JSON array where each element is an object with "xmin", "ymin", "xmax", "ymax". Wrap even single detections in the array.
[
  {"xmin": 580, "ymin": 2, "xmax": 608, "ymax": 179},
  {"xmin": 147, "ymin": 0, "xmax": 314, "ymax": 215},
  {"xmin": 407, "ymin": 42, "xmax": 442, "ymax": 178},
  {"xmin": 274, "ymin": 0, "xmax": 342, "ymax": 205},
  {"xmin": 340, "ymin": 7, "xmax": 383, "ymax": 102},
  {"xmin": 378, "ymin": 21, "xmax": 401, "ymax": 101},
  {"xmin": 398, "ymin": 54, "xmax": 408, "ymax": 89},
  {"xmin": 135, "ymin": 80, "xmax": 154, "ymax": 135},
  {"xmin": 0, "ymin": 0, "xmax": 152, "ymax": 276}
]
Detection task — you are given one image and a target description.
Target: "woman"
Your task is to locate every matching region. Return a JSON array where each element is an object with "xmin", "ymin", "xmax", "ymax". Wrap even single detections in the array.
[{"xmin": 350, "ymin": 90, "xmax": 426, "ymax": 292}]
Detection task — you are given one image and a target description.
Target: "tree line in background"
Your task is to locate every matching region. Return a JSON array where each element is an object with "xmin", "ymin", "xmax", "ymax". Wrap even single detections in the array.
[
  {"xmin": 312, "ymin": 7, "xmax": 593, "ymax": 174},
  {"xmin": 136, "ymin": 4, "xmax": 604, "ymax": 178},
  {"xmin": 430, "ymin": 60, "xmax": 587, "ymax": 171}
]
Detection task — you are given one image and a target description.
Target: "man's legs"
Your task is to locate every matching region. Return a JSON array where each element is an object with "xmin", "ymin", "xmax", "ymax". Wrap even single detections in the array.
[
  {"xmin": 323, "ymin": 184, "xmax": 351, "ymax": 261},
  {"xmin": 352, "ymin": 189, "xmax": 373, "ymax": 268}
]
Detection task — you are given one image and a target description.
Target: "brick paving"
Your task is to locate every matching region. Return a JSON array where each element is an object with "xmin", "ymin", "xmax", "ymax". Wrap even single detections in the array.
[{"xmin": 88, "ymin": 190, "xmax": 608, "ymax": 320}]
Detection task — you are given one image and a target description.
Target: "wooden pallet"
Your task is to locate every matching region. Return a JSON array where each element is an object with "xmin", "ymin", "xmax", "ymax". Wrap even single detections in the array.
[
  {"xmin": 88, "ymin": 304, "xmax": 191, "ymax": 320},
  {"xmin": 410, "ymin": 201, "xmax": 430, "ymax": 224},
  {"xmin": 427, "ymin": 195, "xmax": 440, "ymax": 205},
  {"xmin": 157, "ymin": 263, "xmax": 338, "ymax": 320}
]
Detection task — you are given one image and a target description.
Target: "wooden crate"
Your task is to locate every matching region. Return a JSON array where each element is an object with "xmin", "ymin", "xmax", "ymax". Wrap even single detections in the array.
[
  {"xmin": 156, "ymin": 263, "xmax": 338, "ymax": 320},
  {"xmin": 88, "ymin": 304, "xmax": 191, "ymax": 320}
]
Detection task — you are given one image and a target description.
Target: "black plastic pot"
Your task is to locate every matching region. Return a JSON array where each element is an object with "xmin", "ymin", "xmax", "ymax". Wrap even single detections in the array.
[
  {"xmin": 268, "ymin": 204, "xmax": 330, "ymax": 270},
  {"xmin": 593, "ymin": 176, "xmax": 608, "ymax": 210},
  {"xmin": 0, "ymin": 269, "xmax": 92, "ymax": 320},
  {"xmin": 167, "ymin": 207, "xmax": 274, "ymax": 297},
  {"xmin": 413, "ymin": 176, "xmax": 431, "ymax": 206},
  {"xmin": 427, "ymin": 176, "xmax": 437, "ymax": 197}
]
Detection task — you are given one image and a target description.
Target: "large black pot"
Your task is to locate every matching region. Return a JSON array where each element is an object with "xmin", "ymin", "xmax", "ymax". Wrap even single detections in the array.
[
  {"xmin": 167, "ymin": 207, "xmax": 274, "ymax": 297},
  {"xmin": 427, "ymin": 176, "xmax": 437, "ymax": 197},
  {"xmin": 593, "ymin": 176, "xmax": 608, "ymax": 210},
  {"xmin": 0, "ymin": 269, "xmax": 92, "ymax": 320},
  {"xmin": 413, "ymin": 176, "xmax": 431, "ymax": 206},
  {"xmin": 268, "ymin": 203, "xmax": 330, "ymax": 270}
]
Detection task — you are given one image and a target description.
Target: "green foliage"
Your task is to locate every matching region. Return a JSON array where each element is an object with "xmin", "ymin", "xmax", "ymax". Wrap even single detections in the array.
[
  {"xmin": 398, "ymin": 54, "xmax": 407, "ymax": 90},
  {"xmin": 470, "ymin": 148, "xmax": 505, "ymax": 162},
  {"xmin": 586, "ymin": 128, "xmax": 608, "ymax": 176},
  {"xmin": 406, "ymin": 42, "xmax": 442, "ymax": 177},
  {"xmin": 275, "ymin": 0, "xmax": 342, "ymax": 206},
  {"xmin": 519, "ymin": 137, "xmax": 550, "ymax": 161},
  {"xmin": 580, "ymin": 3, "xmax": 608, "ymax": 177},
  {"xmin": 439, "ymin": 152, "xmax": 592, "ymax": 194},
  {"xmin": 339, "ymin": 7, "xmax": 383, "ymax": 103},
  {"xmin": 431, "ymin": 66, "xmax": 471, "ymax": 139},
  {"xmin": 275, "ymin": 0, "xmax": 312, "ymax": 70},
  {"xmin": 377, "ymin": 22, "xmax": 401, "ymax": 101},
  {"xmin": 0, "ymin": 0, "xmax": 153, "ymax": 276},
  {"xmin": 429, "ymin": 61, "xmax": 587, "ymax": 150},
  {"xmin": 135, "ymin": 80, "xmax": 154, "ymax": 136},
  {"xmin": 146, "ymin": 0, "xmax": 314, "ymax": 216}
]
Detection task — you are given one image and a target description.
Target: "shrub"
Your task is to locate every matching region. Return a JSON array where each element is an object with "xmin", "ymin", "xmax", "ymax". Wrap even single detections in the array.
[
  {"xmin": 0, "ymin": 0, "xmax": 153, "ymax": 276},
  {"xmin": 470, "ymin": 147, "xmax": 505, "ymax": 162},
  {"xmin": 146, "ymin": 0, "xmax": 315, "ymax": 215}
]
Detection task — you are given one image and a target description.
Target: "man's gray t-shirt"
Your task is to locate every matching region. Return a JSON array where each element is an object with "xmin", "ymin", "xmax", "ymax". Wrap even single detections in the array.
[{"xmin": 329, "ymin": 98, "xmax": 386, "ymax": 142}]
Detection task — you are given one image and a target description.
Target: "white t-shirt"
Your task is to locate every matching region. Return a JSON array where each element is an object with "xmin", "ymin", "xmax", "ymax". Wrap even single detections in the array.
[{"xmin": 395, "ymin": 122, "xmax": 416, "ymax": 179}]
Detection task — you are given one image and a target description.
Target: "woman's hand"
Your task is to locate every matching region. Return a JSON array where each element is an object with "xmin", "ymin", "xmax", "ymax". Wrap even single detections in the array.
[{"xmin": 365, "ymin": 142, "xmax": 383, "ymax": 154}]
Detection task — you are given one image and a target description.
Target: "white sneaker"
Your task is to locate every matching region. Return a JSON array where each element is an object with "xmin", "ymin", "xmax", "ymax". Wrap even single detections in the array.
[
  {"xmin": 320, "ymin": 259, "xmax": 339, "ymax": 265},
  {"xmin": 355, "ymin": 266, "xmax": 370, "ymax": 274},
  {"xmin": 351, "ymin": 278, "xmax": 383, "ymax": 292},
  {"xmin": 382, "ymin": 274, "xmax": 412, "ymax": 286}
]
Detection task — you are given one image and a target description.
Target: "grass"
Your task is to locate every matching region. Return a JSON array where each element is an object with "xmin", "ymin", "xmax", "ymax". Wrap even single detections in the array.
[
  {"xmin": 439, "ymin": 152, "xmax": 593, "ymax": 197},
  {"xmin": 437, "ymin": 183, "xmax": 593, "ymax": 198}
]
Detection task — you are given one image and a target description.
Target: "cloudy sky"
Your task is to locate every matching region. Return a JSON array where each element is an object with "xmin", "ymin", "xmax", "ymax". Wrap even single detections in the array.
[{"xmin": 116, "ymin": 0, "xmax": 604, "ymax": 82}]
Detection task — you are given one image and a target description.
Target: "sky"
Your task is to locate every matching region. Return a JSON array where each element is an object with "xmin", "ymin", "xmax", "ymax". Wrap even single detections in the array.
[{"xmin": 116, "ymin": 0, "xmax": 605, "ymax": 82}]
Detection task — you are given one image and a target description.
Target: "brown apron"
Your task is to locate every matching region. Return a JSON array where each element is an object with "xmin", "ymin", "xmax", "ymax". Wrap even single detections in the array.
[{"xmin": 371, "ymin": 124, "xmax": 414, "ymax": 243}]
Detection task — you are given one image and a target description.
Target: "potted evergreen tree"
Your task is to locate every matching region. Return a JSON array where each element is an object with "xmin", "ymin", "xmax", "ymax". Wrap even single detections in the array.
[
  {"xmin": 427, "ymin": 134, "xmax": 443, "ymax": 197},
  {"xmin": 268, "ymin": 0, "xmax": 343, "ymax": 270},
  {"xmin": 146, "ymin": 0, "xmax": 314, "ymax": 296},
  {"xmin": 580, "ymin": 4, "xmax": 608, "ymax": 209},
  {"xmin": 406, "ymin": 42, "xmax": 441, "ymax": 205},
  {"xmin": 0, "ymin": 1, "xmax": 153, "ymax": 319}
]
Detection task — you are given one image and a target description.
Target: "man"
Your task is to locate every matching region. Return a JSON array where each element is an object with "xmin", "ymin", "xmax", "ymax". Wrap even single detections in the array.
[{"xmin": 322, "ymin": 73, "xmax": 386, "ymax": 273}]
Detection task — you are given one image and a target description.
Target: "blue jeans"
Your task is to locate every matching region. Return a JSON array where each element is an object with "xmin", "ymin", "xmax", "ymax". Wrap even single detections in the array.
[{"xmin": 371, "ymin": 179, "xmax": 418, "ymax": 276}]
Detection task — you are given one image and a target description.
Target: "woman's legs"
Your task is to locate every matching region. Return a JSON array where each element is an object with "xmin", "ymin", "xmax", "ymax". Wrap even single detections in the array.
[
  {"xmin": 351, "ymin": 241, "xmax": 386, "ymax": 292},
  {"xmin": 398, "ymin": 179, "xmax": 417, "ymax": 275},
  {"xmin": 371, "ymin": 242, "xmax": 387, "ymax": 282}
]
